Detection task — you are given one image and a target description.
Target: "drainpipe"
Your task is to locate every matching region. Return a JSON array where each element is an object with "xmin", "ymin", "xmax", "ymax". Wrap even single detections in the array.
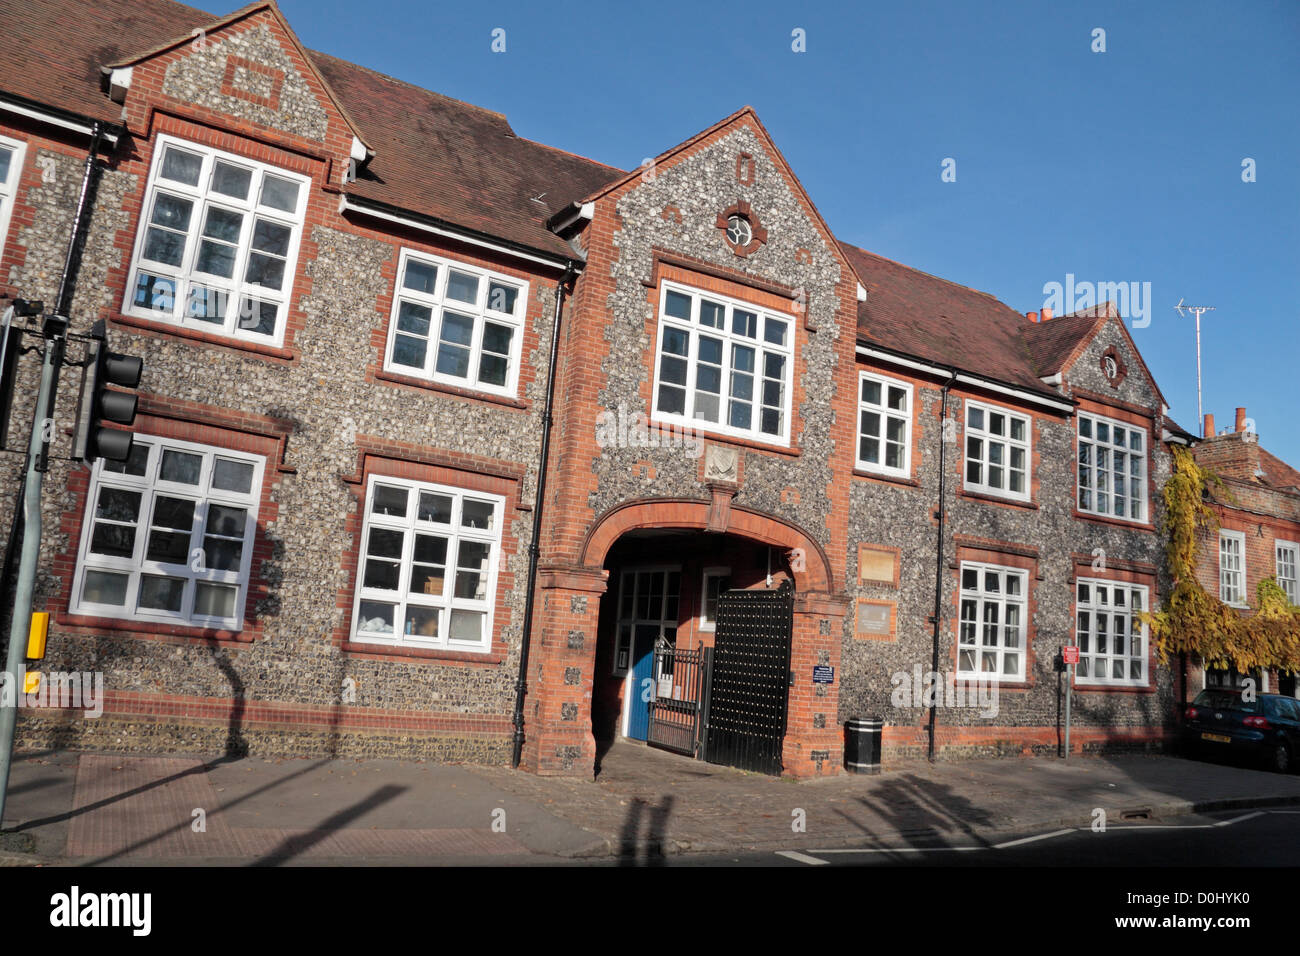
[
  {"xmin": 1, "ymin": 122, "xmax": 105, "ymax": 645},
  {"xmin": 511, "ymin": 261, "xmax": 577, "ymax": 769},
  {"xmin": 54, "ymin": 122, "xmax": 105, "ymax": 317},
  {"xmin": 928, "ymin": 371, "xmax": 956, "ymax": 762}
]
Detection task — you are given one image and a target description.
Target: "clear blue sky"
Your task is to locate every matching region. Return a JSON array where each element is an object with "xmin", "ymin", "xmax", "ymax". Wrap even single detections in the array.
[{"xmin": 280, "ymin": 0, "xmax": 1300, "ymax": 463}]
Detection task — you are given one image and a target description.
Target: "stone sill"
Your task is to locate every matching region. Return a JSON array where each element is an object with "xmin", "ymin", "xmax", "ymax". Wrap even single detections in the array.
[
  {"xmin": 340, "ymin": 640, "xmax": 506, "ymax": 665},
  {"xmin": 110, "ymin": 313, "xmax": 299, "ymax": 364},
  {"xmin": 853, "ymin": 468, "xmax": 919, "ymax": 488},
  {"xmin": 55, "ymin": 612, "xmax": 255, "ymax": 643},
  {"xmin": 1073, "ymin": 682, "xmax": 1157, "ymax": 694},
  {"xmin": 372, "ymin": 369, "xmax": 530, "ymax": 411},
  {"xmin": 1071, "ymin": 510, "xmax": 1154, "ymax": 533},
  {"xmin": 958, "ymin": 488, "xmax": 1038, "ymax": 511}
]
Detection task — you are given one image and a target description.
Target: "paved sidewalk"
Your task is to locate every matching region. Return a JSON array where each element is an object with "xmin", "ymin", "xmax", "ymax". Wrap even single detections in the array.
[{"xmin": 3, "ymin": 741, "xmax": 1300, "ymax": 865}]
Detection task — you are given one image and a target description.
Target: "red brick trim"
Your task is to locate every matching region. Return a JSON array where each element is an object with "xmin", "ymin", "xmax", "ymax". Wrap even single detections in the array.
[
  {"xmin": 1069, "ymin": 552, "xmax": 1159, "ymax": 578},
  {"xmin": 340, "ymin": 435, "xmax": 527, "ymax": 487},
  {"xmin": 50, "ymin": 406, "xmax": 289, "ymax": 644},
  {"xmin": 649, "ymin": 251, "xmax": 798, "ymax": 307},
  {"xmin": 579, "ymin": 497, "xmax": 835, "ymax": 594},
  {"xmin": 958, "ymin": 488, "xmax": 1041, "ymax": 511},
  {"xmin": 950, "ymin": 541, "xmax": 1042, "ymax": 690},
  {"xmin": 372, "ymin": 369, "xmax": 529, "ymax": 411},
  {"xmin": 857, "ymin": 543, "xmax": 901, "ymax": 587},
  {"xmin": 340, "ymin": 641, "xmax": 507, "ymax": 666},
  {"xmin": 109, "ymin": 313, "xmax": 300, "ymax": 365},
  {"xmin": 136, "ymin": 392, "xmax": 297, "ymax": 473},
  {"xmin": 1067, "ymin": 562, "xmax": 1159, "ymax": 694},
  {"xmin": 331, "ymin": 444, "xmax": 523, "ymax": 661},
  {"xmin": 78, "ymin": 690, "xmax": 514, "ymax": 736},
  {"xmin": 715, "ymin": 199, "xmax": 768, "ymax": 257},
  {"xmin": 220, "ymin": 55, "xmax": 285, "ymax": 111},
  {"xmin": 854, "ymin": 598, "xmax": 897, "ymax": 641},
  {"xmin": 1098, "ymin": 344, "xmax": 1129, "ymax": 389}
]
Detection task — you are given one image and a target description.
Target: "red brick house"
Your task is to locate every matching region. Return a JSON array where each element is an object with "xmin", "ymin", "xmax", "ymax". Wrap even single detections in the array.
[
  {"xmin": 1188, "ymin": 408, "xmax": 1300, "ymax": 696},
  {"xmin": 0, "ymin": 0, "xmax": 1200, "ymax": 778}
]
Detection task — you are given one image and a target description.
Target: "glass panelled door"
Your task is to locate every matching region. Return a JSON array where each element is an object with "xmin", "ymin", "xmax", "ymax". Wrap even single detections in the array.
[{"xmin": 615, "ymin": 567, "xmax": 680, "ymax": 741}]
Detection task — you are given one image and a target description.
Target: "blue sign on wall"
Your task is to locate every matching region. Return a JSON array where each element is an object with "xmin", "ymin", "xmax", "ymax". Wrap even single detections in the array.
[{"xmin": 813, "ymin": 665, "xmax": 835, "ymax": 684}]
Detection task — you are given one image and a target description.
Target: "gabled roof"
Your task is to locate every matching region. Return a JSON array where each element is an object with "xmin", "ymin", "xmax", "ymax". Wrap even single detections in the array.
[
  {"xmin": 104, "ymin": 0, "xmax": 371, "ymax": 155},
  {"xmin": 313, "ymin": 51, "xmax": 624, "ymax": 259},
  {"xmin": 1019, "ymin": 311, "xmax": 1103, "ymax": 378},
  {"xmin": 573, "ymin": 106, "xmax": 864, "ymax": 295},
  {"xmin": 1260, "ymin": 447, "xmax": 1300, "ymax": 495},
  {"xmin": 0, "ymin": 0, "xmax": 624, "ymax": 259},
  {"xmin": 842, "ymin": 241, "xmax": 1059, "ymax": 397}
]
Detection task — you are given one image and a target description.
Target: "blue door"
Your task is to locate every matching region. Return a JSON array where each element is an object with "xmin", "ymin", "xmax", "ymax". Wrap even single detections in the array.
[
  {"xmin": 618, "ymin": 568, "xmax": 681, "ymax": 741},
  {"xmin": 626, "ymin": 625, "xmax": 658, "ymax": 741}
]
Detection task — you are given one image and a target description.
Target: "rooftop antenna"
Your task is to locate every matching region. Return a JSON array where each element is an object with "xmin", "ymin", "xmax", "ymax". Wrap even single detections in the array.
[{"xmin": 1174, "ymin": 297, "xmax": 1215, "ymax": 437}]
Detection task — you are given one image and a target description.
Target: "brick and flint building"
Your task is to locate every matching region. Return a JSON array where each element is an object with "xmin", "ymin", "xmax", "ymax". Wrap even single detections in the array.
[{"xmin": 0, "ymin": 0, "xmax": 1209, "ymax": 775}]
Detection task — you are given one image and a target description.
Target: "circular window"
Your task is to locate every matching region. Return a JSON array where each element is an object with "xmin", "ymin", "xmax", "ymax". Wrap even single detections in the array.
[
  {"xmin": 1103, "ymin": 356, "xmax": 1118, "ymax": 379},
  {"xmin": 725, "ymin": 214, "xmax": 753, "ymax": 247}
]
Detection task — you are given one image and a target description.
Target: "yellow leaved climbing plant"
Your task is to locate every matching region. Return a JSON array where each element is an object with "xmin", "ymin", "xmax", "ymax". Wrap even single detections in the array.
[{"xmin": 1144, "ymin": 446, "xmax": 1300, "ymax": 673}]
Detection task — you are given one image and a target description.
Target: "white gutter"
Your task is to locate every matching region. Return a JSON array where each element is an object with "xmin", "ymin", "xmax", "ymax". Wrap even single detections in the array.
[
  {"xmin": 339, "ymin": 194, "xmax": 580, "ymax": 272},
  {"xmin": 1161, "ymin": 428, "xmax": 1192, "ymax": 446},
  {"xmin": 0, "ymin": 98, "xmax": 119, "ymax": 144},
  {"xmin": 857, "ymin": 344, "xmax": 1075, "ymax": 414},
  {"xmin": 549, "ymin": 201, "xmax": 594, "ymax": 234}
]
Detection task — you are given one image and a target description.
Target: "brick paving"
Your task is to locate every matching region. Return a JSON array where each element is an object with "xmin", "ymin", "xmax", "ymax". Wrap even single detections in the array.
[
  {"xmin": 63, "ymin": 754, "xmax": 529, "ymax": 861},
  {"xmin": 6, "ymin": 743, "xmax": 1300, "ymax": 863}
]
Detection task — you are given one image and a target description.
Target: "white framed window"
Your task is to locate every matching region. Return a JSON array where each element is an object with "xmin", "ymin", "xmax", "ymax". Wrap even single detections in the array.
[
  {"xmin": 652, "ymin": 281, "xmax": 793, "ymax": 446},
  {"xmin": 1220, "ymin": 530, "xmax": 1246, "ymax": 606},
  {"xmin": 613, "ymin": 566, "xmax": 681, "ymax": 677},
  {"xmin": 1276, "ymin": 541, "xmax": 1298, "ymax": 605},
  {"xmin": 957, "ymin": 562, "xmax": 1027, "ymax": 681},
  {"xmin": 384, "ymin": 249, "xmax": 528, "ymax": 397},
  {"xmin": 1077, "ymin": 412, "xmax": 1148, "ymax": 522},
  {"xmin": 698, "ymin": 567, "xmax": 730, "ymax": 632},
  {"xmin": 350, "ymin": 476, "xmax": 503, "ymax": 652},
  {"xmin": 1074, "ymin": 579, "xmax": 1149, "ymax": 686},
  {"xmin": 70, "ymin": 436, "xmax": 264, "ymax": 629},
  {"xmin": 857, "ymin": 372, "xmax": 911, "ymax": 476},
  {"xmin": 0, "ymin": 133, "xmax": 26, "ymax": 264},
  {"xmin": 963, "ymin": 400, "xmax": 1030, "ymax": 501},
  {"xmin": 123, "ymin": 134, "xmax": 308, "ymax": 346}
]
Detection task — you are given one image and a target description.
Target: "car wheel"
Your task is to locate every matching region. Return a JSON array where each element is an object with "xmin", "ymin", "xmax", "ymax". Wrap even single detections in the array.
[{"xmin": 1269, "ymin": 741, "xmax": 1291, "ymax": 774}]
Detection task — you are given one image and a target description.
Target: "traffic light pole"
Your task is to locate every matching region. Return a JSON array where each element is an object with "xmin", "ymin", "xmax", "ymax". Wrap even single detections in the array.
[{"xmin": 0, "ymin": 329, "xmax": 60, "ymax": 828}]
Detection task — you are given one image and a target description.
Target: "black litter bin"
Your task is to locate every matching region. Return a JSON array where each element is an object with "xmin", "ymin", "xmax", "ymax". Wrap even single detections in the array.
[{"xmin": 844, "ymin": 718, "xmax": 882, "ymax": 774}]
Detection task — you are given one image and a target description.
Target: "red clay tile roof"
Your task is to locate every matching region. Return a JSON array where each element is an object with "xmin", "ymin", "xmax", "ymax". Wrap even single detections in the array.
[
  {"xmin": 0, "ymin": 0, "xmax": 624, "ymax": 259},
  {"xmin": 1259, "ymin": 446, "xmax": 1300, "ymax": 494},
  {"xmin": 840, "ymin": 241, "xmax": 1059, "ymax": 396},
  {"xmin": 311, "ymin": 51, "xmax": 623, "ymax": 259},
  {"xmin": 1018, "ymin": 312, "xmax": 1103, "ymax": 378}
]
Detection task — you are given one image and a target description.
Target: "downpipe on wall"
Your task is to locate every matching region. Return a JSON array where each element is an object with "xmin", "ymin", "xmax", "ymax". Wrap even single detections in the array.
[{"xmin": 511, "ymin": 262, "xmax": 577, "ymax": 770}]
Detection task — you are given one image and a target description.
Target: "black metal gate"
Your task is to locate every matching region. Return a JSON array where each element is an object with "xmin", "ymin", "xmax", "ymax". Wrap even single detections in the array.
[
  {"xmin": 702, "ymin": 581, "xmax": 794, "ymax": 775},
  {"xmin": 646, "ymin": 641, "xmax": 706, "ymax": 756}
]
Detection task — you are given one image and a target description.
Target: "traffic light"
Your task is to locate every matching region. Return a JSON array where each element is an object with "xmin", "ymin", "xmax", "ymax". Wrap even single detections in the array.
[
  {"xmin": 0, "ymin": 299, "xmax": 42, "ymax": 450},
  {"xmin": 72, "ymin": 318, "xmax": 142, "ymax": 463}
]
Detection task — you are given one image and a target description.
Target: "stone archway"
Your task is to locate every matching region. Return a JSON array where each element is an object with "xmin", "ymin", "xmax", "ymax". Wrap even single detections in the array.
[{"xmin": 520, "ymin": 498, "xmax": 847, "ymax": 778}]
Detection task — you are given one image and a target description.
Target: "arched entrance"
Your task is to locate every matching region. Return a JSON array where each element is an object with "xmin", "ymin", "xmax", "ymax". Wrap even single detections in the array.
[{"xmin": 520, "ymin": 497, "xmax": 845, "ymax": 779}]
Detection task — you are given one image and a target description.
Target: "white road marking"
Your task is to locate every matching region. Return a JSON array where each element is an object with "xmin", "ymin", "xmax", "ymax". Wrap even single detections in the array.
[
  {"xmin": 814, "ymin": 845, "xmax": 981, "ymax": 854},
  {"xmin": 775, "ymin": 850, "xmax": 829, "ymax": 866},
  {"xmin": 993, "ymin": 828, "xmax": 1074, "ymax": 849},
  {"xmin": 775, "ymin": 808, "xmax": 1293, "ymax": 864},
  {"xmin": 1213, "ymin": 810, "xmax": 1265, "ymax": 827}
]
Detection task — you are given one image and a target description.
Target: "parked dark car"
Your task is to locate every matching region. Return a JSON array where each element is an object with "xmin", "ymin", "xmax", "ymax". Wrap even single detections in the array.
[{"xmin": 1181, "ymin": 689, "xmax": 1300, "ymax": 773}]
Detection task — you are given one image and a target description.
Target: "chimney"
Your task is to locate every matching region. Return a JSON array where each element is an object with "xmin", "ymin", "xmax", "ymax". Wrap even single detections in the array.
[
  {"xmin": 1041, "ymin": 307, "xmax": 1053, "ymax": 322},
  {"xmin": 1203, "ymin": 413, "xmax": 1215, "ymax": 438},
  {"xmin": 1235, "ymin": 407, "xmax": 1247, "ymax": 433},
  {"xmin": 1026, "ymin": 311, "xmax": 1039, "ymax": 323}
]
